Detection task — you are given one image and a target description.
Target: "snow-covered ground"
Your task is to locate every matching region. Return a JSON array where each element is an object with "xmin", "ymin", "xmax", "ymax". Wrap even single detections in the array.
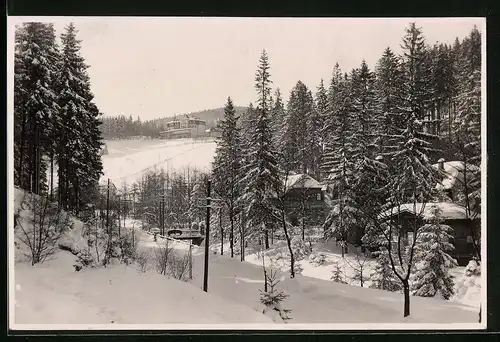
[
  {"xmin": 12, "ymin": 139, "xmax": 484, "ymax": 328},
  {"xmin": 101, "ymin": 138, "xmax": 217, "ymax": 185},
  {"xmin": 211, "ymin": 239, "xmax": 482, "ymax": 310},
  {"xmin": 135, "ymin": 231, "xmax": 480, "ymax": 325}
]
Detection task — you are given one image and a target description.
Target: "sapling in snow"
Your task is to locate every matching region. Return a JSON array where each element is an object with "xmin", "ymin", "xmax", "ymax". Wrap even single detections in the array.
[
  {"xmin": 411, "ymin": 205, "xmax": 458, "ymax": 300},
  {"xmin": 260, "ymin": 268, "xmax": 292, "ymax": 323},
  {"xmin": 331, "ymin": 261, "xmax": 347, "ymax": 284}
]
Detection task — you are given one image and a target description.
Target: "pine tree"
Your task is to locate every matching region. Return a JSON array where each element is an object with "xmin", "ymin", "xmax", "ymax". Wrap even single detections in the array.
[
  {"xmin": 374, "ymin": 47, "xmax": 404, "ymax": 156},
  {"xmin": 14, "ymin": 23, "xmax": 60, "ymax": 195},
  {"xmin": 55, "ymin": 23, "xmax": 104, "ymax": 213},
  {"xmin": 212, "ymin": 97, "xmax": 243, "ymax": 258},
  {"xmin": 322, "ymin": 66, "xmax": 361, "ymax": 251},
  {"xmin": 240, "ymin": 50, "xmax": 281, "ymax": 250},
  {"xmin": 411, "ymin": 205, "xmax": 457, "ymax": 299},
  {"xmin": 271, "ymin": 88, "xmax": 286, "ymax": 148},
  {"xmin": 281, "ymin": 81, "xmax": 313, "ymax": 174}
]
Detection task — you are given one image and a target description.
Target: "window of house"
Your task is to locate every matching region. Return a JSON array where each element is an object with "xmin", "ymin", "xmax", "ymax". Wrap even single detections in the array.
[{"xmin": 316, "ymin": 193, "xmax": 322, "ymax": 201}]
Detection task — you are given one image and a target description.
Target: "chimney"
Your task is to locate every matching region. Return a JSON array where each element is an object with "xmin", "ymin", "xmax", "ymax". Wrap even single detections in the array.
[{"xmin": 438, "ymin": 158, "xmax": 445, "ymax": 171}]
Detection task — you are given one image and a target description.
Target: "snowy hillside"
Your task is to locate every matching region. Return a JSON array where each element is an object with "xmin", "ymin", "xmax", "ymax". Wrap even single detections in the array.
[
  {"xmin": 12, "ymin": 188, "xmax": 272, "ymax": 327},
  {"xmin": 101, "ymin": 138, "xmax": 217, "ymax": 185}
]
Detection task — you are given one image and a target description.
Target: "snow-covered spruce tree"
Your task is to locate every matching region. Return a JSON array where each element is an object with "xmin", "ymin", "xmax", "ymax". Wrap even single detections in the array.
[
  {"xmin": 14, "ymin": 23, "xmax": 60, "ymax": 195},
  {"xmin": 281, "ymin": 81, "xmax": 312, "ymax": 174},
  {"xmin": 188, "ymin": 174, "xmax": 208, "ymax": 230},
  {"xmin": 240, "ymin": 49, "xmax": 280, "ymax": 250},
  {"xmin": 55, "ymin": 23, "xmax": 104, "ymax": 214},
  {"xmin": 369, "ymin": 247, "xmax": 402, "ymax": 292},
  {"xmin": 212, "ymin": 97, "xmax": 243, "ymax": 258},
  {"xmin": 373, "ymin": 47, "xmax": 405, "ymax": 157},
  {"xmin": 411, "ymin": 205, "xmax": 457, "ymax": 299},
  {"xmin": 314, "ymin": 79, "xmax": 329, "ymax": 180},
  {"xmin": 270, "ymin": 88, "xmax": 286, "ymax": 148},
  {"xmin": 450, "ymin": 26, "xmax": 482, "ymax": 259},
  {"xmin": 321, "ymin": 65, "xmax": 361, "ymax": 255},
  {"xmin": 379, "ymin": 23, "xmax": 440, "ymax": 317}
]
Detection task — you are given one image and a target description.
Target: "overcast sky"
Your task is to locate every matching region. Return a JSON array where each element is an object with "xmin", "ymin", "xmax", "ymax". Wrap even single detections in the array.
[{"xmin": 9, "ymin": 17, "xmax": 484, "ymax": 121}]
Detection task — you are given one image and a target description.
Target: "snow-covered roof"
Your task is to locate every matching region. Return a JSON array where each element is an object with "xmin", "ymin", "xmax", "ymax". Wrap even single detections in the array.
[
  {"xmin": 285, "ymin": 174, "xmax": 322, "ymax": 191},
  {"xmin": 379, "ymin": 202, "xmax": 479, "ymax": 221},
  {"xmin": 433, "ymin": 161, "xmax": 480, "ymax": 191}
]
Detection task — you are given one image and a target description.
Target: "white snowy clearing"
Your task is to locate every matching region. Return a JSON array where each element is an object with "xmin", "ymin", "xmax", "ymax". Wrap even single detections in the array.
[{"xmin": 101, "ymin": 138, "xmax": 217, "ymax": 185}]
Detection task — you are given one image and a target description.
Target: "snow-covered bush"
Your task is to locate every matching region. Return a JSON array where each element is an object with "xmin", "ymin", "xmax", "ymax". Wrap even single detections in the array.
[
  {"xmin": 291, "ymin": 237, "xmax": 312, "ymax": 261},
  {"xmin": 465, "ymin": 259, "xmax": 481, "ymax": 277},
  {"xmin": 308, "ymin": 251, "xmax": 327, "ymax": 267},
  {"xmin": 411, "ymin": 206, "xmax": 458, "ymax": 300},
  {"xmin": 369, "ymin": 248, "xmax": 401, "ymax": 292},
  {"xmin": 119, "ymin": 231, "xmax": 139, "ymax": 265},
  {"xmin": 154, "ymin": 241, "xmax": 173, "ymax": 275}
]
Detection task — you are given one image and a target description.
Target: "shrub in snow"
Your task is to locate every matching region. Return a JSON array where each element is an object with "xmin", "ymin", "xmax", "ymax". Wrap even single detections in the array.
[
  {"xmin": 15, "ymin": 192, "xmax": 73, "ymax": 265},
  {"xmin": 154, "ymin": 241, "xmax": 173, "ymax": 276},
  {"xmin": 345, "ymin": 249, "xmax": 371, "ymax": 287},
  {"xmin": 331, "ymin": 261, "xmax": 347, "ymax": 284},
  {"xmin": 308, "ymin": 251, "xmax": 327, "ymax": 267},
  {"xmin": 119, "ymin": 231, "xmax": 139, "ymax": 265},
  {"xmin": 411, "ymin": 206, "xmax": 458, "ymax": 300},
  {"xmin": 291, "ymin": 237, "xmax": 312, "ymax": 261},
  {"xmin": 369, "ymin": 248, "xmax": 401, "ymax": 292},
  {"xmin": 260, "ymin": 268, "xmax": 292, "ymax": 323},
  {"xmin": 135, "ymin": 250, "xmax": 150, "ymax": 273},
  {"xmin": 167, "ymin": 252, "xmax": 191, "ymax": 281},
  {"xmin": 465, "ymin": 259, "xmax": 481, "ymax": 277}
]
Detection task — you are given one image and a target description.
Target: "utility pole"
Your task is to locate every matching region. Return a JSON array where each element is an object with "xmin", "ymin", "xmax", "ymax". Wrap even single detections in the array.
[
  {"xmin": 203, "ymin": 179, "xmax": 211, "ymax": 292},
  {"xmin": 189, "ymin": 243, "xmax": 193, "ymax": 280},
  {"xmin": 118, "ymin": 195, "xmax": 121, "ymax": 238}
]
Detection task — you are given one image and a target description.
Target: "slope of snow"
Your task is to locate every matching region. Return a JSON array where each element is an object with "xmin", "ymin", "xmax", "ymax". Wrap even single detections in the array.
[
  {"xmin": 101, "ymin": 138, "xmax": 217, "ymax": 185},
  {"xmin": 14, "ymin": 250, "xmax": 273, "ymax": 326},
  {"xmin": 225, "ymin": 239, "xmax": 481, "ymax": 310}
]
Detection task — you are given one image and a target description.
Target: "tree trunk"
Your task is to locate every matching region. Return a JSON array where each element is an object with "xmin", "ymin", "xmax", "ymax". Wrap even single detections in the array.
[
  {"xmin": 403, "ymin": 280, "xmax": 410, "ymax": 317},
  {"xmin": 230, "ymin": 209, "xmax": 234, "ymax": 258},
  {"xmin": 49, "ymin": 151, "xmax": 54, "ymax": 202},
  {"xmin": 281, "ymin": 209, "xmax": 295, "ymax": 278},
  {"xmin": 240, "ymin": 212, "xmax": 245, "ymax": 262},
  {"xmin": 264, "ymin": 229, "xmax": 269, "ymax": 249},
  {"xmin": 17, "ymin": 112, "xmax": 28, "ymax": 189},
  {"xmin": 220, "ymin": 208, "xmax": 224, "ymax": 256}
]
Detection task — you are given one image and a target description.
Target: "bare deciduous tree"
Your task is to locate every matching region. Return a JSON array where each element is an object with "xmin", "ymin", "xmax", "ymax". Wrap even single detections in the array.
[{"xmin": 15, "ymin": 192, "xmax": 72, "ymax": 265}]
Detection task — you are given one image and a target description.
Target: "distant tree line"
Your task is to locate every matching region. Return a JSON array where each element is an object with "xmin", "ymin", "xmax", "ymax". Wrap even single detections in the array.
[{"xmin": 99, "ymin": 115, "xmax": 167, "ymax": 140}]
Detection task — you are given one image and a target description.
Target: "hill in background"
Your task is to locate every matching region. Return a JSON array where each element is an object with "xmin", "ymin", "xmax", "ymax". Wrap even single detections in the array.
[{"xmin": 153, "ymin": 106, "xmax": 248, "ymax": 128}]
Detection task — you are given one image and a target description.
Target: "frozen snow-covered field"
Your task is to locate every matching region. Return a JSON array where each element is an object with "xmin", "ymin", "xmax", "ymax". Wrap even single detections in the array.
[{"xmin": 101, "ymin": 138, "xmax": 217, "ymax": 185}]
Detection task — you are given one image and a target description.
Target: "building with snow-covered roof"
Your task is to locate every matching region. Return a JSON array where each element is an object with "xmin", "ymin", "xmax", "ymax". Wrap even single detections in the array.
[
  {"xmin": 378, "ymin": 202, "xmax": 480, "ymax": 266},
  {"xmin": 282, "ymin": 173, "xmax": 327, "ymax": 228}
]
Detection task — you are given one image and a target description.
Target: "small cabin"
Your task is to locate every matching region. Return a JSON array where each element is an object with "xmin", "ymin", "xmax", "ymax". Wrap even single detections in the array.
[
  {"xmin": 379, "ymin": 202, "xmax": 480, "ymax": 266},
  {"xmin": 283, "ymin": 174, "xmax": 326, "ymax": 227}
]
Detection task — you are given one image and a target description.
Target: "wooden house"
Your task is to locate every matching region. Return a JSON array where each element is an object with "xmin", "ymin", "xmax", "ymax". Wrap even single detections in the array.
[
  {"xmin": 378, "ymin": 202, "xmax": 480, "ymax": 266},
  {"xmin": 283, "ymin": 174, "xmax": 326, "ymax": 227}
]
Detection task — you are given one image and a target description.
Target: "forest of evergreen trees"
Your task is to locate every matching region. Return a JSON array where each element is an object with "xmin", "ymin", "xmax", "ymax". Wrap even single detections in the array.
[
  {"xmin": 211, "ymin": 23, "xmax": 482, "ymax": 316},
  {"xmin": 13, "ymin": 22, "xmax": 104, "ymax": 214}
]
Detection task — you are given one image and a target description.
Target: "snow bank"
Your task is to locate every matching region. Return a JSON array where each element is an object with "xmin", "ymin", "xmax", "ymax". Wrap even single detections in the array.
[{"xmin": 14, "ymin": 251, "xmax": 273, "ymax": 325}]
